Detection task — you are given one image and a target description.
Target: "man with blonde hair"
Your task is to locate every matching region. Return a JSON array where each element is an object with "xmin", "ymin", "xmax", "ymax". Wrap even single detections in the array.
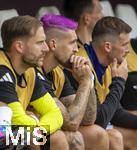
[{"xmin": 0, "ymin": 15, "xmax": 68, "ymax": 150}]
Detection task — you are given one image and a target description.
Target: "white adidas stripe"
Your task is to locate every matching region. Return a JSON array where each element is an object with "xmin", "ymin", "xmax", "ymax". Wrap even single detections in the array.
[
  {"xmin": 0, "ymin": 73, "xmax": 13, "ymax": 83},
  {"xmin": 2, "ymin": 74, "xmax": 8, "ymax": 81},
  {"xmin": 37, "ymin": 72, "xmax": 45, "ymax": 81},
  {"xmin": 6, "ymin": 72, "xmax": 13, "ymax": 83},
  {"xmin": 0, "ymin": 78, "xmax": 4, "ymax": 82}
]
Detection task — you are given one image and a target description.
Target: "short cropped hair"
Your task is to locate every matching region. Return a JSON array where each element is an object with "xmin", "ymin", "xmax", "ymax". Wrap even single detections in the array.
[
  {"xmin": 40, "ymin": 14, "xmax": 78, "ymax": 32},
  {"xmin": 1, "ymin": 15, "xmax": 42, "ymax": 50},
  {"xmin": 63, "ymin": 0, "xmax": 94, "ymax": 21},
  {"xmin": 92, "ymin": 16, "xmax": 132, "ymax": 42}
]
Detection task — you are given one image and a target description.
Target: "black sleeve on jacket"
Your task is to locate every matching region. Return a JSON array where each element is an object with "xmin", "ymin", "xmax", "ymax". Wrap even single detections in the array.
[
  {"xmin": 111, "ymin": 103, "xmax": 137, "ymax": 129},
  {"xmin": 30, "ymin": 69, "xmax": 53, "ymax": 102},
  {"xmin": 60, "ymin": 74, "xmax": 75, "ymax": 98},
  {"xmin": 95, "ymin": 77, "xmax": 126, "ymax": 128},
  {"xmin": 64, "ymin": 69, "xmax": 132, "ymax": 129},
  {"xmin": 0, "ymin": 65, "xmax": 18, "ymax": 103},
  {"xmin": 130, "ymin": 38, "xmax": 137, "ymax": 54},
  {"xmin": 63, "ymin": 69, "xmax": 78, "ymax": 91}
]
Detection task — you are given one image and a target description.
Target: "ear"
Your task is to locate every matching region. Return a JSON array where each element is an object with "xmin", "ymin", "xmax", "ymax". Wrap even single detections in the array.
[
  {"xmin": 12, "ymin": 40, "xmax": 24, "ymax": 54},
  {"xmin": 104, "ymin": 41, "xmax": 112, "ymax": 53},
  {"xmin": 48, "ymin": 39, "xmax": 57, "ymax": 51}
]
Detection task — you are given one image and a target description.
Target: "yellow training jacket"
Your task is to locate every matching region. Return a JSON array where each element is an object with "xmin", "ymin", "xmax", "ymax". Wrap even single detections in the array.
[
  {"xmin": 0, "ymin": 50, "xmax": 63, "ymax": 134},
  {"xmin": 77, "ymin": 42, "xmax": 112, "ymax": 103},
  {"xmin": 127, "ymin": 42, "xmax": 137, "ymax": 72}
]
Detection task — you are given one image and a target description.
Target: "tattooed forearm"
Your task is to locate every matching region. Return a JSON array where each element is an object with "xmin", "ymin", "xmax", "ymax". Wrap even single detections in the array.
[
  {"xmin": 81, "ymin": 87, "xmax": 97, "ymax": 125},
  {"xmin": 59, "ymin": 80, "xmax": 91, "ymax": 131},
  {"xmin": 67, "ymin": 80, "xmax": 90, "ymax": 120}
]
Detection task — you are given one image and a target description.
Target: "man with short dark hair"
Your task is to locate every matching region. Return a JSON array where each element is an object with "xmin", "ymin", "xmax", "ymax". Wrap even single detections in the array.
[{"xmin": 64, "ymin": 1, "xmax": 137, "ymax": 148}]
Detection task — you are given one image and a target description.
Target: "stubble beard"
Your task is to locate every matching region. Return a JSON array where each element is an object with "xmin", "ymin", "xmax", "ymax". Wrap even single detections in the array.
[{"xmin": 55, "ymin": 56, "xmax": 72, "ymax": 69}]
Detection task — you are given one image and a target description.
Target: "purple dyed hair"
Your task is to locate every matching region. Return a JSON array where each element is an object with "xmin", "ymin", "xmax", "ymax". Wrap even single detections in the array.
[{"xmin": 40, "ymin": 14, "xmax": 78, "ymax": 31}]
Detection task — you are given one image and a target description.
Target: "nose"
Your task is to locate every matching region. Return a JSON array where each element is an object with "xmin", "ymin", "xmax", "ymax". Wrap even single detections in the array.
[
  {"xmin": 73, "ymin": 48, "xmax": 79, "ymax": 54},
  {"xmin": 126, "ymin": 48, "xmax": 130, "ymax": 54},
  {"xmin": 43, "ymin": 41, "xmax": 49, "ymax": 52},
  {"xmin": 126, "ymin": 44, "xmax": 130, "ymax": 54},
  {"xmin": 73, "ymin": 44, "xmax": 79, "ymax": 53},
  {"xmin": 73, "ymin": 48, "xmax": 78, "ymax": 53}
]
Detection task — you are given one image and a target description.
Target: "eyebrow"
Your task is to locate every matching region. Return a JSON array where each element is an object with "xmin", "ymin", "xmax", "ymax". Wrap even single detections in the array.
[
  {"xmin": 123, "ymin": 41, "xmax": 129, "ymax": 46},
  {"xmin": 70, "ymin": 38, "xmax": 77, "ymax": 44}
]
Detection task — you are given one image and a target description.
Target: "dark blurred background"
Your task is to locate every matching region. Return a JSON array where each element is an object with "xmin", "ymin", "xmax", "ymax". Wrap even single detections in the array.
[
  {"xmin": 0, "ymin": 0, "xmax": 137, "ymax": 16},
  {"xmin": 0, "ymin": 0, "xmax": 63, "ymax": 16}
]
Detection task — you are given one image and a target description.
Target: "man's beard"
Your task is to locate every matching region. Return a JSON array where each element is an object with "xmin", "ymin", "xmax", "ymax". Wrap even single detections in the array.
[
  {"xmin": 56, "ymin": 56, "xmax": 72, "ymax": 69},
  {"xmin": 22, "ymin": 56, "xmax": 39, "ymax": 68}
]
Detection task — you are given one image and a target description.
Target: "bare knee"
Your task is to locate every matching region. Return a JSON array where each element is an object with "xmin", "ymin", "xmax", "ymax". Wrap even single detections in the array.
[
  {"xmin": 107, "ymin": 129, "xmax": 123, "ymax": 150},
  {"xmin": 114, "ymin": 127, "xmax": 137, "ymax": 150},
  {"xmin": 65, "ymin": 131, "xmax": 84, "ymax": 150},
  {"xmin": 71, "ymin": 131, "xmax": 84, "ymax": 148},
  {"xmin": 79, "ymin": 125, "xmax": 109, "ymax": 150},
  {"xmin": 50, "ymin": 130, "xmax": 69, "ymax": 150},
  {"xmin": 89, "ymin": 125, "xmax": 109, "ymax": 141},
  {"xmin": 108, "ymin": 129, "xmax": 123, "ymax": 142}
]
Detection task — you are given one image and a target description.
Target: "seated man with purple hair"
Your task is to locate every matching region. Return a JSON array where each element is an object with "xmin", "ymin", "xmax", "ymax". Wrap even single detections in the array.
[{"xmin": 33, "ymin": 14, "xmax": 111, "ymax": 150}]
